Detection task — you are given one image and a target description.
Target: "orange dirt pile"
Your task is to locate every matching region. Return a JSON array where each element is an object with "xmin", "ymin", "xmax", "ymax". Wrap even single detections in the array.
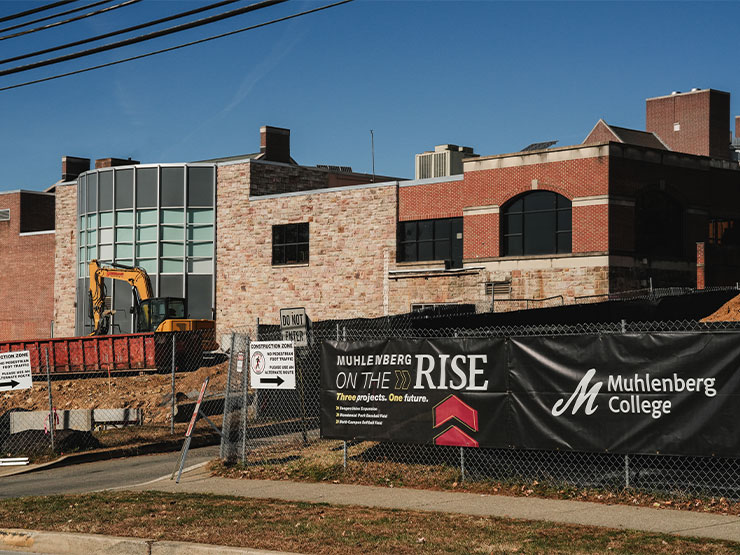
[
  {"xmin": 0, "ymin": 361, "xmax": 230, "ymax": 425},
  {"xmin": 701, "ymin": 293, "xmax": 740, "ymax": 322}
]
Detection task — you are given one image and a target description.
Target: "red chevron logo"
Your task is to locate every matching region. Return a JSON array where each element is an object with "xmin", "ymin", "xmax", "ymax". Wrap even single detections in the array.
[
  {"xmin": 433, "ymin": 394, "xmax": 478, "ymax": 432},
  {"xmin": 434, "ymin": 425, "xmax": 479, "ymax": 447}
]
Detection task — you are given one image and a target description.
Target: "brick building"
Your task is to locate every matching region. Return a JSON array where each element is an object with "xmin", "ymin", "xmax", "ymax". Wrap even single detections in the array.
[
  {"xmin": 0, "ymin": 190, "xmax": 55, "ymax": 340},
  {"xmin": 5, "ymin": 88, "xmax": 740, "ymax": 339}
]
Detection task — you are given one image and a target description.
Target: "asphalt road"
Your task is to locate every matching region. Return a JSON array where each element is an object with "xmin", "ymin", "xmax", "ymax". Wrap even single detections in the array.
[{"xmin": 0, "ymin": 445, "xmax": 220, "ymax": 499}]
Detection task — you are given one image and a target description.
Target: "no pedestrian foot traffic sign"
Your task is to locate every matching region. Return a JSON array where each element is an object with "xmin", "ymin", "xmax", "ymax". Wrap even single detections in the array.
[
  {"xmin": 0, "ymin": 351, "xmax": 33, "ymax": 392},
  {"xmin": 249, "ymin": 341, "xmax": 296, "ymax": 389}
]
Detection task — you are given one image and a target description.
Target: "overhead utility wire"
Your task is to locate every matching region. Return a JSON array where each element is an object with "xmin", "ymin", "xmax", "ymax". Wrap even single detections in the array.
[
  {"xmin": 0, "ymin": 1, "xmax": 76, "ymax": 25},
  {"xmin": 0, "ymin": 0, "xmax": 354, "ymax": 93},
  {"xmin": 0, "ymin": 0, "xmax": 140, "ymax": 42},
  {"xmin": 0, "ymin": 0, "xmax": 112, "ymax": 36},
  {"xmin": 0, "ymin": 0, "xmax": 241, "ymax": 65},
  {"xmin": 0, "ymin": 0, "xmax": 288, "ymax": 77}
]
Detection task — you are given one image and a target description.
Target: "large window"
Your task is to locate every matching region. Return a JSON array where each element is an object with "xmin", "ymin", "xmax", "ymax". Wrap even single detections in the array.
[
  {"xmin": 397, "ymin": 217, "xmax": 463, "ymax": 267},
  {"xmin": 272, "ymin": 223, "xmax": 309, "ymax": 265},
  {"xmin": 502, "ymin": 191, "xmax": 571, "ymax": 256},
  {"xmin": 636, "ymin": 190, "xmax": 683, "ymax": 258}
]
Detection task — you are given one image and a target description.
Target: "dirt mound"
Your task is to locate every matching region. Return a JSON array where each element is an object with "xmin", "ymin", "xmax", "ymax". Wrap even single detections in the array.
[
  {"xmin": 701, "ymin": 293, "xmax": 740, "ymax": 322},
  {"xmin": 0, "ymin": 360, "xmax": 231, "ymax": 426}
]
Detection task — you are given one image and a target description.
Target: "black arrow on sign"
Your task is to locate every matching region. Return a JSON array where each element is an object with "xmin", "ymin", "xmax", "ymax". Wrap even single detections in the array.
[
  {"xmin": 0, "ymin": 380, "xmax": 20, "ymax": 389},
  {"xmin": 260, "ymin": 376, "xmax": 285, "ymax": 387}
]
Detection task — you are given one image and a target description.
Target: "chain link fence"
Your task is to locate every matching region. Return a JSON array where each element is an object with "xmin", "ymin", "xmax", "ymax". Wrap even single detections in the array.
[
  {"xmin": 0, "ymin": 329, "xmax": 224, "ymax": 461},
  {"xmin": 221, "ymin": 314, "xmax": 740, "ymax": 499}
]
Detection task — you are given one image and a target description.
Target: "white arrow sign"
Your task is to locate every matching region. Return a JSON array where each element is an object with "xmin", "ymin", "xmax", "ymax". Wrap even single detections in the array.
[{"xmin": 0, "ymin": 351, "xmax": 33, "ymax": 392}]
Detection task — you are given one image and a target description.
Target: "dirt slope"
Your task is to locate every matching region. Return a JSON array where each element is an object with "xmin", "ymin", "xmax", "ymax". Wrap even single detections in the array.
[
  {"xmin": 0, "ymin": 361, "xmax": 231, "ymax": 425},
  {"xmin": 701, "ymin": 293, "xmax": 740, "ymax": 322}
]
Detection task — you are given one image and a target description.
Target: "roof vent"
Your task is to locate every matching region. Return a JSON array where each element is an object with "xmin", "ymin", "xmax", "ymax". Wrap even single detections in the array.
[
  {"xmin": 671, "ymin": 91, "xmax": 681, "ymax": 95},
  {"xmin": 691, "ymin": 87, "xmax": 701, "ymax": 92},
  {"xmin": 415, "ymin": 144, "xmax": 478, "ymax": 179}
]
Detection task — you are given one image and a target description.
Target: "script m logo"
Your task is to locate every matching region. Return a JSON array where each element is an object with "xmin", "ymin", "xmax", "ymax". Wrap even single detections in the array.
[{"xmin": 551, "ymin": 368, "xmax": 602, "ymax": 416}]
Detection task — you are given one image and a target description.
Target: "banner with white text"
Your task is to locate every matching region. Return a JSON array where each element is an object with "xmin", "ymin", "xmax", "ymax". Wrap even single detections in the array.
[
  {"xmin": 321, "ymin": 339, "xmax": 508, "ymax": 447},
  {"xmin": 320, "ymin": 334, "xmax": 740, "ymax": 457}
]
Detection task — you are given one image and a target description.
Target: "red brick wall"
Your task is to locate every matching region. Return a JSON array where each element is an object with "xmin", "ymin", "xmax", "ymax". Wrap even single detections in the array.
[
  {"xmin": 583, "ymin": 121, "xmax": 619, "ymax": 145},
  {"xmin": 646, "ymin": 89, "xmax": 730, "ymax": 159},
  {"xmin": 399, "ymin": 150, "xmax": 611, "ymax": 259},
  {"xmin": 0, "ymin": 192, "xmax": 56, "ymax": 341}
]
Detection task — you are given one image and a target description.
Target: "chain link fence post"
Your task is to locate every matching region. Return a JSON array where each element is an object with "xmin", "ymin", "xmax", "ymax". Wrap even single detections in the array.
[
  {"xmin": 219, "ymin": 331, "xmax": 236, "ymax": 461},
  {"xmin": 170, "ymin": 333, "xmax": 176, "ymax": 436},
  {"xmin": 44, "ymin": 347, "xmax": 54, "ymax": 453}
]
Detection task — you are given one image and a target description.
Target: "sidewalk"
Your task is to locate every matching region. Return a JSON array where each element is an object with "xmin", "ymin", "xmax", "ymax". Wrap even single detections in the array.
[{"xmin": 135, "ymin": 464, "xmax": 740, "ymax": 543}]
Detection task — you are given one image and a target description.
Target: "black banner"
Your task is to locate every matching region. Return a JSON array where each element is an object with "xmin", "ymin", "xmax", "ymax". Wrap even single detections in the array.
[
  {"xmin": 321, "ymin": 333, "xmax": 740, "ymax": 457},
  {"xmin": 321, "ymin": 339, "xmax": 508, "ymax": 447}
]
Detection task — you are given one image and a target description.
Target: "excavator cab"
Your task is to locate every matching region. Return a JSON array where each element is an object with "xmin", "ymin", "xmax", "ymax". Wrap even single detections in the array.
[{"xmin": 136, "ymin": 297, "xmax": 187, "ymax": 333}]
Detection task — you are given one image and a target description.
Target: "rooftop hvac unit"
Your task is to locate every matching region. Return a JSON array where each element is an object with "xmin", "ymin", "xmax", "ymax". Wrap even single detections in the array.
[
  {"xmin": 415, "ymin": 144, "xmax": 478, "ymax": 179},
  {"xmin": 0, "ymin": 209, "xmax": 9, "ymax": 222}
]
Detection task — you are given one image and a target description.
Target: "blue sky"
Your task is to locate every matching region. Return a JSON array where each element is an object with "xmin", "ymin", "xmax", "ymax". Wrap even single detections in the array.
[{"xmin": 1, "ymin": 0, "xmax": 739, "ymax": 191}]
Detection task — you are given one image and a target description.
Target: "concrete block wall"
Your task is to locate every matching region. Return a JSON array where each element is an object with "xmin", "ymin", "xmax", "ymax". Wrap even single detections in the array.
[
  {"xmin": 53, "ymin": 184, "xmax": 78, "ymax": 338},
  {"xmin": 0, "ymin": 192, "xmax": 56, "ymax": 341}
]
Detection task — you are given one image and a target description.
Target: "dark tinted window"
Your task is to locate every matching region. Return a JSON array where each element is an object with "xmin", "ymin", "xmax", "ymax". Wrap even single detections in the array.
[
  {"xmin": 502, "ymin": 191, "xmax": 571, "ymax": 256},
  {"xmin": 636, "ymin": 190, "xmax": 683, "ymax": 258},
  {"xmin": 136, "ymin": 168, "xmax": 158, "ymax": 208},
  {"xmin": 161, "ymin": 167, "xmax": 185, "ymax": 207},
  {"xmin": 115, "ymin": 169, "xmax": 133, "ymax": 209},
  {"xmin": 397, "ymin": 218, "xmax": 463, "ymax": 268},
  {"xmin": 272, "ymin": 223, "xmax": 309, "ymax": 265}
]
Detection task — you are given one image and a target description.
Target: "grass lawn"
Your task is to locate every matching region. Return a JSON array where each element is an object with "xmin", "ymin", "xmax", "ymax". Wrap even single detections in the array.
[{"xmin": 0, "ymin": 491, "xmax": 737, "ymax": 554}]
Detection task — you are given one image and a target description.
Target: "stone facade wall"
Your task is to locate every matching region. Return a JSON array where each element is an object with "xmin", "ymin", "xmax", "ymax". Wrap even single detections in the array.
[
  {"xmin": 388, "ymin": 270, "xmax": 489, "ymax": 314},
  {"xmin": 53, "ymin": 184, "xmax": 78, "ymax": 337},
  {"xmin": 0, "ymin": 191, "xmax": 56, "ymax": 340},
  {"xmin": 216, "ymin": 161, "xmax": 397, "ymax": 329}
]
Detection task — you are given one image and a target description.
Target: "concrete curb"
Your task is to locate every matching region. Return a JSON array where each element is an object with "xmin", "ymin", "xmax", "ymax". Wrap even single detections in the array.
[{"xmin": 0, "ymin": 529, "xmax": 300, "ymax": 555}]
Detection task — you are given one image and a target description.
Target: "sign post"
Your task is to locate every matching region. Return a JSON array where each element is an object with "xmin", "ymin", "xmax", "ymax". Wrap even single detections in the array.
[{"xmin": 279, "ymin": 308, "xmax": 309, "ymax": 443}]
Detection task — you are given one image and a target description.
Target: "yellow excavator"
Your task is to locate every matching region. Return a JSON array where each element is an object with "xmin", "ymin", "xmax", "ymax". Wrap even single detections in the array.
[{"xmin": 88, "ymin": 260, "xmax": 217, "ymax": 352}]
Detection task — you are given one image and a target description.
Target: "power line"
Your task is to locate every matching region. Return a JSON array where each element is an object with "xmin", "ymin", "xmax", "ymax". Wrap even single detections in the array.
[
  {"xmin": 0, "ymin": 0, "xmax": 288, "ymax": 78},
  {"xmin": 0, "ymin": 0, "xmax": 354, "ymax": 93},
  {"xmin": 0, "ymin": 1, "xmax": 76, "ymax": 25},
  {"xmin": 0, "ymin": 0, "xmax": 242, "ymax": 65},
  {"xmin": 1, "ymin": 0, "xmax": 142, "ymax": 42},
  {"xmin": 0, "ymin": 0, "xmax": 112, "ymax": 37}
]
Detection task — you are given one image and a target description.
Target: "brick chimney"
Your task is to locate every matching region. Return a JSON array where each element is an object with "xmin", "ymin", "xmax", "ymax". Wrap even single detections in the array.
[
  {"xmin": 736, "ymin": 116, "xmax": 740, "ymax": 139},
  {"xmin": 260, "ymin": 126, "xmax": 292, "ymax": 164},
  {"xmin": 94, "ymin": 157, "xmax": 140, "ymax": 169},
  {"xmin": 61, "ymin": 156, "xmax": 90, "ymax": 181},
  {"xmin": 646, "ymin": 88, "xmax": 730, "ymax": 159}
]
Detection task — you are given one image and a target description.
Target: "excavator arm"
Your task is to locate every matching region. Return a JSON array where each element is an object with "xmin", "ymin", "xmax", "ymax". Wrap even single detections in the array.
[{"xmin": 89, "ymin": 260, "xmax": 154, "ymax": 335}]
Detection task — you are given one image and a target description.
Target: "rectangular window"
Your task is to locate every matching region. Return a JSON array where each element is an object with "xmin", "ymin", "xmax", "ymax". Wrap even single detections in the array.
[
  {"xmin": 272, "ymin": 223, "xmax": 309, "ymax": 265},
  {"xmin": 397, "ymin": 218, "xmax": 463, "ymax": 267}
]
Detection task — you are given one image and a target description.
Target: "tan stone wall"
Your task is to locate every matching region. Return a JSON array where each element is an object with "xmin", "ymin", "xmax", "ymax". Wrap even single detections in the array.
[
  {"xmin": 216, "ymin": 162, "xmax": 397, "ymax": 329},
  {"xmin": 53, "ymin": 183, "xmax": 78, "ymax": 337},
  {"xmin": 388, "ymin": 270, "xmax": 489, "ymax": 314}
]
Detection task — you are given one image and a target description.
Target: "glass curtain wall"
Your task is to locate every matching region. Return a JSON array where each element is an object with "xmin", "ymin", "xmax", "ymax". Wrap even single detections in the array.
[{"xmin": 75, "ymin": 165, "xmax": 216, "ymax": 335}]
